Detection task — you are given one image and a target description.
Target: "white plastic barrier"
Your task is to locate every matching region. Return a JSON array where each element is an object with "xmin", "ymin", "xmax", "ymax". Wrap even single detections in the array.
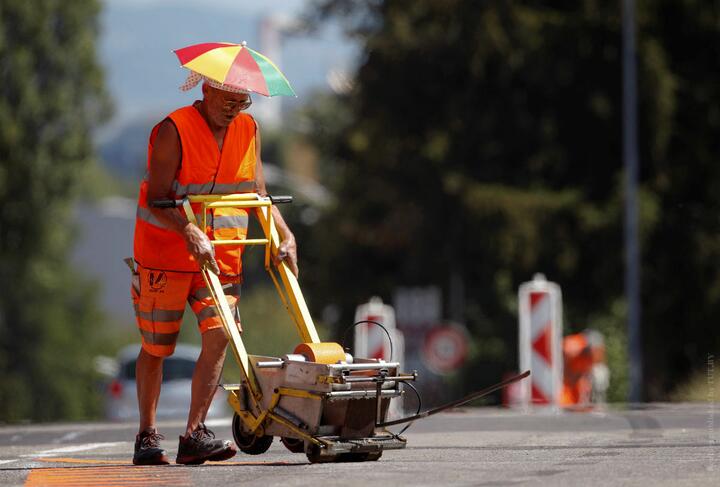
[
  {"xmin": 354, "ymin": 296, "xmax": 397, "ymax": 360},
  {"xmin": 354, "ymin": 296, "xmax": 405, "ymax": 416},
  {"xmin": 518, "ymin": 274, "xmax": 563, "ymax": 409}
]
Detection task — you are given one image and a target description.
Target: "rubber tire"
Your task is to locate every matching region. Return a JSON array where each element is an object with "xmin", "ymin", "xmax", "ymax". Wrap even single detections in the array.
[
  {"xmin": 280, "ymin": 437, "xmax": 305, "ymax": 453},
  {"xmin": 232, "ymin": 413, "xmax": 273, "ymax": 455}
]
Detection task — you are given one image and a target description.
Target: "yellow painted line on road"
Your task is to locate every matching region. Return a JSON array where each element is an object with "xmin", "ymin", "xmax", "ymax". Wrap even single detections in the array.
[
  {"xmin": 38, "ymin": 457, "xmax": 132, "ymax": 465},
  {"xmin": 25, "ymin": 466, "xmax": 190, "ymax": 486},
  {"xmin": 25, "ymin": 458, "xmax": 310, "ymax": 487},
  {"xmin": 36, "ymin": 457, "xmax": 305, "ymax": 467}
]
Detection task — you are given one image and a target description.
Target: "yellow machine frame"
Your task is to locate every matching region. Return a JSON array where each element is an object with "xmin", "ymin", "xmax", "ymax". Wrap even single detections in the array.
[{"xmin": 180, "ymin": 193, "xmax": 323, "ymax": 443}]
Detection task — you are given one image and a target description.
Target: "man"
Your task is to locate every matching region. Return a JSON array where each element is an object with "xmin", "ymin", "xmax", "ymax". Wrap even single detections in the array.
[{"xmin": 131, "ymin": 79, "xmax": 298, "ymax": 465}]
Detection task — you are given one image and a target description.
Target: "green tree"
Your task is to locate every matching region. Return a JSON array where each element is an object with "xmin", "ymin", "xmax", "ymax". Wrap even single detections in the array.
[
  {"xmin": 303, "ymin": 0, "xmax": 718, "ymax": 400},
  {"xmin": 0, "ymin": 0, "xmax": 111, "ymax": 420},
  {"xmin": 639, "ymin": 0, "xmax": 720, "ymax": 398}
]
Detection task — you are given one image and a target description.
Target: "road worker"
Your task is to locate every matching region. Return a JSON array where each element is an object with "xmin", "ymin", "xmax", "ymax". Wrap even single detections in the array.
[
  {"xmin": 561, "ymin": 329, "xmax": 608, "ymax": 409},
  {"xmin": 130, "ymin": 77, "xmax": 298, "ymax": 465}
]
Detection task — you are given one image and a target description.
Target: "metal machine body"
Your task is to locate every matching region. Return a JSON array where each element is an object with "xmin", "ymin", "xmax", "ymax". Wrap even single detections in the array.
[{"xmin": 169, "ymin": 193, "xmax": 411, "ymax": 463}]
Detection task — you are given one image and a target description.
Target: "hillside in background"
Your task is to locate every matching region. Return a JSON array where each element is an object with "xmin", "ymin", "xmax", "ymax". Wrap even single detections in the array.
[{"xmin": 97, "ymin": 0, "xmax": 357, "ymax": 164}]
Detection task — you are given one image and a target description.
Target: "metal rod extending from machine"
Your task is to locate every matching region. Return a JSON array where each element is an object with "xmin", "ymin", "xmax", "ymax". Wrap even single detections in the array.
[{"xmin": 378, "ymin": 370, "xmax": 530, "ymax": 428}]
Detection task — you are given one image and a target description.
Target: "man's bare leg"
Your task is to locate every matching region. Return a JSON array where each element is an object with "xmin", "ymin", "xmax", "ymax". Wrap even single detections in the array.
[
  {"xmin": 184, "ymin": 328, "xmax": 228, "ymax": 437},
  {"xmin": 136, "ymin": 348, "xmax": 163, "ymax": 433}
]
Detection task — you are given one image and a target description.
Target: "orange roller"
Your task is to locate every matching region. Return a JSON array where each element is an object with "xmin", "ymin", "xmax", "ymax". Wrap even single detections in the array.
[{"xmin": 294, "ymin": 342, "xmax": 346, "ymax": 364}]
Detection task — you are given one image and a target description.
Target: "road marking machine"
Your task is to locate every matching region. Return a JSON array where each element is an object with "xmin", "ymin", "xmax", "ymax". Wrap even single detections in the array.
[{"xmin": 152, "ymin": 193, "xmax": 529, "ymax": 463}]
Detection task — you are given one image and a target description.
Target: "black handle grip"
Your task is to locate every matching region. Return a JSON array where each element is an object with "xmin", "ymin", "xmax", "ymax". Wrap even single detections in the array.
[
  {"xmin": 269, "ymin": 195, "xmax": 293, "ymax": 204},
  {"xmin": 150, "ymin": 199, "xmax": 185, "ymax": 208}
]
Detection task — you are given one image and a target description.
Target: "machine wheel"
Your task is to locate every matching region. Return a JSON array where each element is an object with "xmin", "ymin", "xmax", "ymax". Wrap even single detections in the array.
[
  {"xmin": 280, "ymin": 436, "xmax": 305, "ymax": 453},
  {"xmin": 232, "ymin": 413, "xmax": 273, "ymax": 455}
]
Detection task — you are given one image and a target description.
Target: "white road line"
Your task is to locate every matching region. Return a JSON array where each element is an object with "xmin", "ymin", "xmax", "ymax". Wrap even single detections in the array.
[
  {"xmin": 0, "ymin": 460, "xmax": 18, "ymax": 465},
  {"xmin": 20, "ymin": 442, "xmax": 126, "ymax": 458}
]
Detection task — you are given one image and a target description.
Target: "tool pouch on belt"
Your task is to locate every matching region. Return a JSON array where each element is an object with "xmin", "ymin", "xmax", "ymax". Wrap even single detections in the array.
[{"xmin": 124, "ymin": 257, "xmax": 140, "ymax": 303}]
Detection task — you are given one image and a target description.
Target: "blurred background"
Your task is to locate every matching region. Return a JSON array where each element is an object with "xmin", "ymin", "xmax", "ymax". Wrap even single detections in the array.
[{"xmin": 0, "ymin": 0, "xmax": 718, "ymax": 422}]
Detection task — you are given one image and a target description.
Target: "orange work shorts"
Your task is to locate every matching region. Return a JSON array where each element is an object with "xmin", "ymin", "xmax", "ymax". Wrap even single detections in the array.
[{"xmin": 131, "ymin": 264, "xmax": 241, "ymax": 357}]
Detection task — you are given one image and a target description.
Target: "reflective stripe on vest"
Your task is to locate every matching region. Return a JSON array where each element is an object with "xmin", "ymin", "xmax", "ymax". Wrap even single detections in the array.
[
  {"xmin": 136, "ymin": 207, "xmax": 248, "ymax": 232},
  {"xmin": 172, "ymin": 180, "xmax": 256, "ymax": 197},
  {"xmin": 213, "ymin": 214, "xmax": 248, "ymax": 229},
  {"xmin": 136, "ymin": 206, "xmax": 165, "ymax": 228}
]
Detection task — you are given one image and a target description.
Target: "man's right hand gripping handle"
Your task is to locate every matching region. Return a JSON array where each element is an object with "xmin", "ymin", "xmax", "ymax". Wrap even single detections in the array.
[
  {"xmin": 182, "ymin": 223, "xmax": 220, "ymax": 275},
  {"xmin": 150, "ymin": 198, "xmax": 220, "ymax": 275}
]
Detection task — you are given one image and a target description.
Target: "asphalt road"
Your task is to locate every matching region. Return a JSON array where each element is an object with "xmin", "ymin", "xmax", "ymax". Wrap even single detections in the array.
[{"xmin": 0, "ymin": 403, "xmax": 717, "ymax": 486}]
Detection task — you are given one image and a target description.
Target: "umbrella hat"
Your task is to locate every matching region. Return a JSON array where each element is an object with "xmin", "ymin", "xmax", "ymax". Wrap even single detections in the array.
[{"xmin": 174, "ymin": 42, "xmax": 296, "ymax": 97}]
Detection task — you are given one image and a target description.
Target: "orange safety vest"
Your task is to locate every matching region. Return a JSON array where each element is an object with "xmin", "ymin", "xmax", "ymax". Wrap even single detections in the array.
[{"xmin": 133, "ymin": 105, "xmax": 257, "ymax": 276}]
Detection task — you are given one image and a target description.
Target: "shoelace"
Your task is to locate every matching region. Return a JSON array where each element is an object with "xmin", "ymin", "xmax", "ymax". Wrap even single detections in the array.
[
  {"xmin": 140, "ymin": 431, "xmax": 165, "ymax": 448},
  {"xmin": 194, "ymin": 423, "xmax": 216, "ymax": 440}
]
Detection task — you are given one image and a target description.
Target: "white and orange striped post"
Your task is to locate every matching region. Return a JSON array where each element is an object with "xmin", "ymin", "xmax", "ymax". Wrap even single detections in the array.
[
  {"xmin": 518, "ymin": 274, "xmax": 563, "ymax": 410},
  {"xmin": 354, "ymin": 296, "xmax": 399, "ymax": 361},
  {"xmin": 354, "ymin": 296, "xmax": 405, "ymax": 416}
]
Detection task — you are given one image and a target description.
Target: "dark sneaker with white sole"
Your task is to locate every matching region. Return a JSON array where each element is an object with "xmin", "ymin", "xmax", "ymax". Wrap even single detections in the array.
[
  {"xmin": 176, "ymin": 423, "xmax": 237, "ymax": 465},
  {"xmin": 133, "ymin": 428, "xmax": 170, "ymax": 465}
]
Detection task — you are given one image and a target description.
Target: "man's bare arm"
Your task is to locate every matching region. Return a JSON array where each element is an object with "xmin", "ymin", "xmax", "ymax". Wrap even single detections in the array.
[
  {"xmin": 254, "ymin": 124, "xmax": 299, "ymax": 277},
  {"xmin": 146, "ymin": 120, "xmax": 219, "ymax": 274}
]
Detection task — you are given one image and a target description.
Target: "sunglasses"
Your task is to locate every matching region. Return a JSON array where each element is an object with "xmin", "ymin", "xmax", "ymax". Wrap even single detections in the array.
[{"xmin": 222, "ymin": 97, "xmax": 252, "ymax": 111}]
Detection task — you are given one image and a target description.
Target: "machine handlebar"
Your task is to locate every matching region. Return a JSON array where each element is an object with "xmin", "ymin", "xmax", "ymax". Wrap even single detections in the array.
[
  {"xmin": 150, "ymin": 195, "xmax": 293, "ymax": 208},
  {"xmin": 150, "ymin": 198, "xmax": 184, "ymax": 208},
  {"xmin": 269, "ymin": 195, "xmax": 293, "ymax": 204}
]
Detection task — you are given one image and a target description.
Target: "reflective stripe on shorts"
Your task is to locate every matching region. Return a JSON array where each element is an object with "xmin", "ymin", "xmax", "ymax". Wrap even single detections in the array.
[
  {"xmin": 189, "ymin": 283, "xmax": 242, "ymax": 302},
  {"xmin": 139, "ymin": 329, "xmax": 180, "ymax": 345},
  {"xmin": 134, "ymin": 306, "xmax": 185, "ymax": 323}
]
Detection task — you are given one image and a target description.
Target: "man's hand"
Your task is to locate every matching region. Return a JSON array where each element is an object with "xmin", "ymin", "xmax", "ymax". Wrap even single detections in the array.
[
  {"xmin": 274, "ymin": 237, "xmax": 299, "ymax": 278},
  {"xmin": 254, "ymin": 121, "xmax": 299, "ymax": 278},
  {"xmin": 182, "ymin": 223, "xmax": 220, "ymax": 274}
]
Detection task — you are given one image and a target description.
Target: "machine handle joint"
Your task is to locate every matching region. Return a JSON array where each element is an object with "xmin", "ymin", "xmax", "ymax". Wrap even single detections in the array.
[
  {"xmin": 150, "ymin": 197, "xmax": 187, "ymax": 208},
  {"xmin": 269, "ymin": 195, "xmax": 293, "ymax": 204}
]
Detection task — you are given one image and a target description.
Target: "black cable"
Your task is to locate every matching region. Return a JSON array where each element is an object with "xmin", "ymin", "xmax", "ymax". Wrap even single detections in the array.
[
  {"xmin": 341, "ymin": 320, "xmax": 394, "ymax": 362},
  {"xmin": 395, "ymin": 380, "xmax": 422, "ymax": 436},
  {"xmin": 341, "ymin": 319, "xmax": 424, "ymax": 435}
]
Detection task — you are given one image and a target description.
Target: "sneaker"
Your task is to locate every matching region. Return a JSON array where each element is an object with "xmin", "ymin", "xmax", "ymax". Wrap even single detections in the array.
[
  {"xmin": 133, "ymin": 428, "xmax": 169, "ymax": 465},
  {"xmin": 176, "ymin": 423, "xmax": 237, "ymax": 465}
]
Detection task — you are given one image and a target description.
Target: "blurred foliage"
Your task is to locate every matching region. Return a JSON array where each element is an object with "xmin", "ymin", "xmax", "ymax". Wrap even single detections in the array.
[
  {"xmin": 669, "ymin": 357, "xmax": 715, "ymax": 402},
  {"xmin": 77, "ymin": 160, "xmax": 137, "ymax": 201},
  {"xmin": 300, "ymin": 0, "xmax": 720, "ymax": 400},
  {"xmin": 0, "ymin": 0, "xmax": 112, "ymax": 421}
]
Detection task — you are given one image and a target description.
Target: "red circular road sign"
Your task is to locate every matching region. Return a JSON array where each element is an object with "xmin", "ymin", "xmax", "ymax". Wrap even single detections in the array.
[{"xmin": 422, "ymin": 324, "xmax": 469, "ymax": 374}]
